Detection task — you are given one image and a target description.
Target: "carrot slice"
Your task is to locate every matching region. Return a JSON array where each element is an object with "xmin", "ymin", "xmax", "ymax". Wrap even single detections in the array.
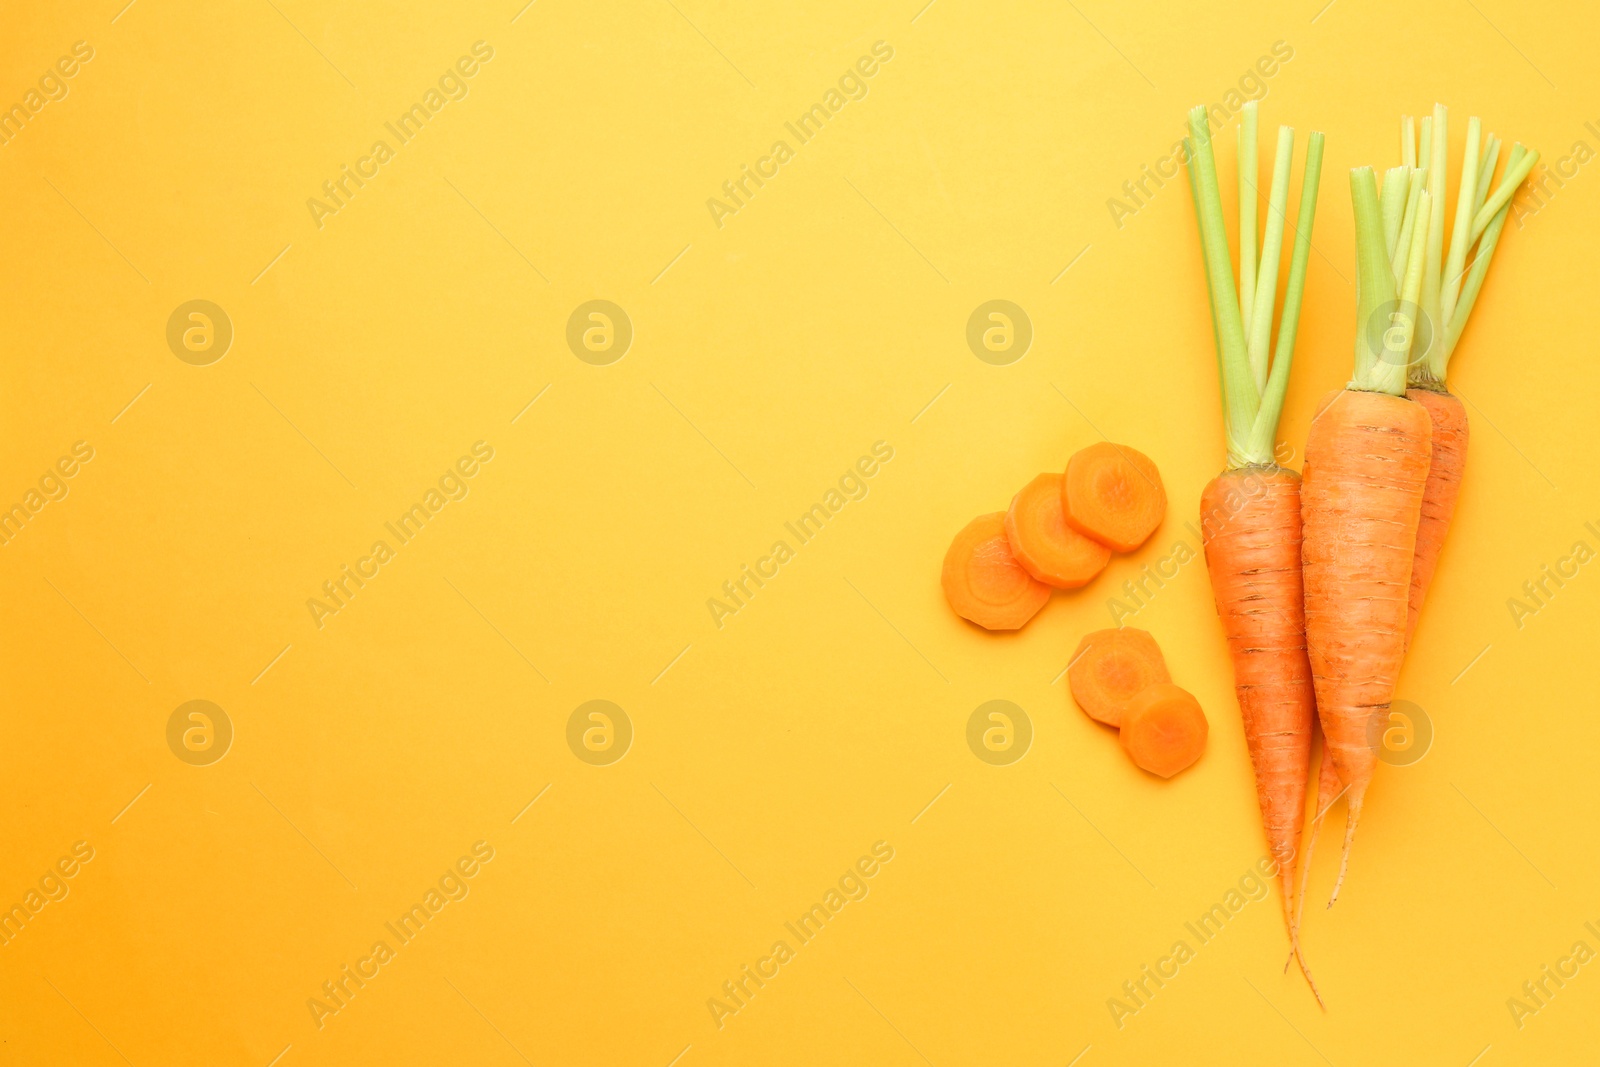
[
  {"xmin": 1063, "ymin": 442, "xmax": 1167, "ymax": 552},
  {"xmin": 1067, "ymin": 628, "xmax": 1170, "ymax": 727},
  {"xmin": 1005, "ymin": 474, "xmax": 1112, "ymax": 589},
  {"xmin": 941, "ymin": 513, "xmax": 1050, "ymax": 630},
  {"xmin": 1120, "ymin": 683, "xmax": 1208, "ymax": 778}
]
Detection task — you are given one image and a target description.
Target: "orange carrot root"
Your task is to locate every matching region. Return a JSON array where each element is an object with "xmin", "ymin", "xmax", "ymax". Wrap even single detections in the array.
[
  {"xmin": 1063, "ymin": 442, "xmax": 1167, "ymax": 552},
  {"xmin": 1118, "ymin": 683, "xmax": 1208, "ymax": 778},
  {"xmin": 1005, "ymin": 473, "xmax": 1112, "ymax": 589},
  {"xmin": 1201, "ymin": 467, "xmax": 1317, "ymax": 977},
  {"xmin": 1301, "ymin": 390, "xmax": 1431, "ymax": 901},
  {"xmin": 942, "ymin": 513, "xmax": 1051, "ymax": 631},
  {"xmin": 1404, "ymin": 387, "xmax": 1469, "ymax": 647},
  {"xmin": 1067, "ymin": 628, "xmax": 1170, "ymax": 727}
]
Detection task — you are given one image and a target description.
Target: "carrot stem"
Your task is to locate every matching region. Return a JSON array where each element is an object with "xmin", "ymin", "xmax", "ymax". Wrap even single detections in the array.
[
  {"xmin": 1247, "ymin": 130, "xmax": 1323, "ymax": 459},
  {"xmin": 1443, "ymin": 144, "xmax": 1527, "ymax": 365},
  {"xmin": 1469, "ymin": 146, "xmax": 1540, "ymax": 242},
  {"xmin": 1239, "ymin": 101, "xmax": 1259, "ymax": 337},
  {"xmin": 1441, "ymin": 117, "xmax": 1482, "ymax": 326},
  {"xmin": 1349, "ymin": 168, "xmax": 1404, "ymax": 394},
  {"xmin": 1187, "ymin": 105, "xmax": 1258, "ymax": 463},
  {"xmin": 1389, "ymin": 168, "xmax": 1425, "ymax": 284},
  {"xmin": 1246, "ymin": 127, "xmax": 1295, "ymax": 395},
  {"xmin": 1380, "ymin": 165, "xmax": 1409, "ymax": 258}
]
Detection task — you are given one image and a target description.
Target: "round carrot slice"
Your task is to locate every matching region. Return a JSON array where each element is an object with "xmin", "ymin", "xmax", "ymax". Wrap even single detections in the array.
[
  {"xmin": 1119, "ymin": 683, "xmax": 1208, "ymax": 778},
  {"xmin": 1063, "ymin": 442, "xmax": 1167, "ymax": 552},
  {"xmin": 941, "ymin": 513, "xmax": 1051, "ymax": 630},
  {"xmin": 1068, "ymin": 628, "xmax": 1170, "ymax": 727},
  {"xmin": 1005, "ymin": 474, "xmax": 1112, "ymax": 589}
]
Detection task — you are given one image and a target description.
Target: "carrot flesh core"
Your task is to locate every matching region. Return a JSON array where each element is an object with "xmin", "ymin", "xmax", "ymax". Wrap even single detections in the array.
[
  {"xmin": 1063, "ymin": 442, "xmax": 1168, "ymax": 553},
  {"xmin": 1301, "ymin": 389, "xmax": 1432, "ymax": 884},
  {"xmin": 1068, "ymin": 627, "xmax": 1170, "ymax": 727},
  {"xmin": 941, "ymin": 513, "xmax": 1051, "ymax": 630},
  {"xmin": 1005, "ymin": 474, "xmax": 1112, "ymax": 589},
  {"xmin": 1201, "ymin": 467, "xmax": 1315, "ymax": 939},
  {"xmin": 1404, "ymin": 387, "xmax": 1469, "ymax": 647},
  {"xmin": 1119, "ymin": 683, "xmax": 1208, "ymax": 778}
]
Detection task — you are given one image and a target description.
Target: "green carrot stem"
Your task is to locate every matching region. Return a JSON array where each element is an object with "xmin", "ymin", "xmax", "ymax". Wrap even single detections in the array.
[
  {"xmin": 1380, "ymin": 166, "xmax": 1410, "ymax": 258},
  {"xmin": 1246, "ymin": 126, "xmax": 1295, "ymax": 394},
  {"xmin": 1395, "ymin": 188, "xmax": 1432, "ymax": 370},
  {"xmin": 1238, "ymin": 101, "xmax": 1259, "ymax": 334},
  {"xmin": 1419, "ymin": 104, "xmax": 1448, "ymax": 367},
  {"xmin": 1439, "ymin": 144, "xmax": 1527, "ymax": 375},
  {"xmin": 1440, "ymin": 117, "xmax": 1482, "ymax": 325},
  {"xmin": 1401, "ymin": 115, "xmax": 1416, "ymax": 168},
  {"xmin": 1472, "ymin": 135, "xmax": 1500, "ymax": 222},
  {"xmin": 1469, "ymin": 146, "xmax": 1540, "ymax": 241},
  {"xmin": 1246, "ymin": 130, "xmax": 1324, "ymax": 463},
  {"xmin": 1350, "ymin": 167, "xmax": 1404, "ymax": 394},
  {"xmin": 1390, "ymin": 168, "xmax": 1425, "ymax": 284},
  {"xmin": 1187, "ymin": 105, "xmax": 1258, "ymax": 462}
]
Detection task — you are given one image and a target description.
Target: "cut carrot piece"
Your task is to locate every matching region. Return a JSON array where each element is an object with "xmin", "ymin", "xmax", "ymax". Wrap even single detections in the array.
[
  {"xmin": 1005, "ymin": 474, "xmax": 1111, "ymax": 589},
  {"xmin": 941, "ymin": 513, "xmax": 1050, "ymax": 631},
  {"xmin": 1067, "ymin": 628, "xmax": 1170, "ymax": 727},
  {"xmin": 1120, "ymin": 683, "xmax": 1208, "ymax": 778},
  {"xmin": 1063, "ymin": 442, "xmax": 1167, "ymax": 552}
]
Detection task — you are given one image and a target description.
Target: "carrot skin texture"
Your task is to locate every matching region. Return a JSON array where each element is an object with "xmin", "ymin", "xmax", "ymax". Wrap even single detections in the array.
[
  {"xmin": 1404, "ymin": 387, "xmax": 1469, "ymax": 646},
  {"xmin": 1201, "ymin": 467, "xmax": 1315, "ymax": 932},
  {"xmin": 1300, "ymin": 389, "xmax": 1432, "ymax": 874}
]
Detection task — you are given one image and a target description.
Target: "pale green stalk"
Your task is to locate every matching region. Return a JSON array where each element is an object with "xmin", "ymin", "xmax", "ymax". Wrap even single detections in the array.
[
  {"xmin": 1419, "ymin": 116, "xmax": 1433, "ymax": 173},
  {"xmin": 1440, "ymin": 117, "xmax": 1481, "ymax": 325},
  {"xmin": 1470, "ymin": 146, "xmax": 1540, "ymax": 241},
  {"xmin": 1246, "ymin": 126, "xmax": 1295, "ymax": 394},
  {"xmin": 1472, "ymin": 135, "xmax": 1500, "ymax": 221},
  {"xmin": 1438, "ymin": 144, "xmax": 1527, "ymax": 376},
  {"xmin": 1350, "ymin": 167, "xmax": 1405, "ymax": 394},
  {"xmin": 1185, "ymin": 140, "xmax": 1229, "ymax": 431},
  {"xmin": 1246, "ymin": 130, "xmax": 1324, "ymax": 462},
  {"xmin": 1390, "ymin": 168, "xmax": 1425, "ymax": 283},
  {"xmin": 1187, "ymin": 105, "xmax": 1257, "ymax": 463},
  {"xmin": 1381, "ymin": 166, "xmax": 1410, "ymax": 257},
  {"xmin": 1238, "ymin": 101, "xmax": 1259, "ymax": 333},
  {"xmin": 1394, "ymin": 188, "xmax": 1432, "ymax": 370},
  {"xmin": 1420, "ymin": 103, "xmax": 1448, "ymax": 366},
  {"xmin": 1402, "ymin": 115, "xmax": 1416, "ymax": 167}
]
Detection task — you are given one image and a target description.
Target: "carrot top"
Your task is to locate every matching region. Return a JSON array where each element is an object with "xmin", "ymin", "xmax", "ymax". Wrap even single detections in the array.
[
  {"xmin": 1375, "ymin": 107, "xmax": 1538, "ymax": 386},
  {"xmin": 1184, "ymin": 102, "xmax": 1325, "ymax": 467}
]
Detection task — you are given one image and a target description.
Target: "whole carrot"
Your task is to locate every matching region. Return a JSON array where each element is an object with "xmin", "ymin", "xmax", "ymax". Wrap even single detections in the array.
[
  {"xmin": 1302, "ymin": 167, "xmax": 1435, "ymax": 904},
  {"xmin": 1384, "ymin": 107, "xmax": 1539, "ymax": 644},
  {"xmin": 1184, "ymin": 102, "xmax": 1324, "ymax": 997}
]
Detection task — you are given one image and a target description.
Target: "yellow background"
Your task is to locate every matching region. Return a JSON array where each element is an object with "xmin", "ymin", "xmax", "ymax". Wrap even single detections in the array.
[{"xmin": 3, "ymin": 0, "xmax": 1598, "ymax": 1064}]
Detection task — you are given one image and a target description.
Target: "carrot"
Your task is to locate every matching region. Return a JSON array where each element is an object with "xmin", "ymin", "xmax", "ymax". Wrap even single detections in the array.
[
  {"xmin": 1119, "ymin": 683, "xmax": 1208, "ymax": 778},
  {"xmin": 1383, "ymin": 108, "xmax": 1537, "ymax": 645},
  {"xmin": 1005, "ymin": 474, "xmax": 1111, "ymax": 589},
  {"xmin": 1067, "ymin": 627, "xmax": 1169, "ymax": 727},
  {"xmin": 1293, "ymin": 732, "xmax": 1346, "ymax": 940},
  {"xmin": 941, "ymin": 513, "xmax": 1050, "ymax": 630},
  {"xmin": 1184, "ymin": 102, "xmax": 1324, "ymax": 996},
  {"xmin": 1301, "ymin": 166, "xmax": 1437, "ymax": 906},
  {"xmin": 1062, "ymin": 443, "xmax": 1166, "ymax": 552}
]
